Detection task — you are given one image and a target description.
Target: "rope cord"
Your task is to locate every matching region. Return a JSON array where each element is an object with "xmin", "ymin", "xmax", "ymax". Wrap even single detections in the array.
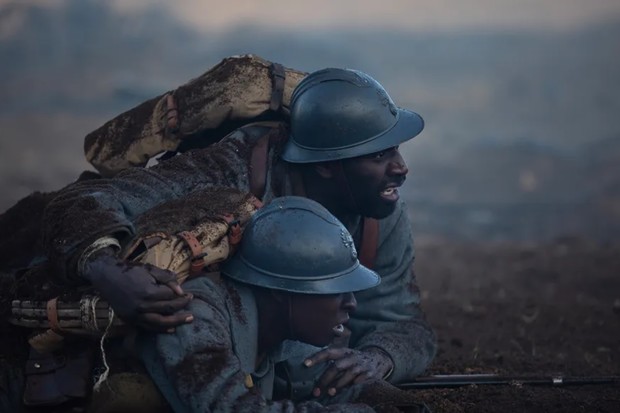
[{"xmin": 93, "ymin": 306, "xmax": 115, "ymax": 391}]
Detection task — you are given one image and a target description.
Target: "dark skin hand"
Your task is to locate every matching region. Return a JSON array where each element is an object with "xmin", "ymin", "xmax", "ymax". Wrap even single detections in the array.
[
  {"xmin": 83, "ymin": 247, "xmax": 193, "ymax": 332},
  {"xmin": 304, "ymin": 346, "xmax": 394, "ymax": 397}
]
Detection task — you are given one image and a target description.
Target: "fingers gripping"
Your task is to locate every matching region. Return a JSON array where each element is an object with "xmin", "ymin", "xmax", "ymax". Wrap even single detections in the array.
[{"xmin": 307, "ymin": 348, "xmax": 385, "ymax": 397}]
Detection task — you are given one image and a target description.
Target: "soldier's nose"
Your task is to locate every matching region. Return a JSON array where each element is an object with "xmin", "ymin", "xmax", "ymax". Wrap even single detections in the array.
[
  {"xmin": 388, "ymin": 151, "xmax": 409, "ymax": 177},
  {"xmin": 342, "ymin": 292, "xmax": 357, "ymax": 313}
]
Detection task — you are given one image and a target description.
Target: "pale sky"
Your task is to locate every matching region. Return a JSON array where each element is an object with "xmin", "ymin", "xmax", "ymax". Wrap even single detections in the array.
[
  {"xmin": 111, "ymin": 0, "xmax": 620, "ymax": 32},
  {"xmin": 4, "ymin": 0, "xmax": 620, "ymax": 32}
]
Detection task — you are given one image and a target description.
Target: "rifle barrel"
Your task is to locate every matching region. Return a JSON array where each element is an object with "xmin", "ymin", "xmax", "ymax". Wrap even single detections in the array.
[{"xmin": 398, "ymin": 374, "xmax": 620, "ymax": 390}]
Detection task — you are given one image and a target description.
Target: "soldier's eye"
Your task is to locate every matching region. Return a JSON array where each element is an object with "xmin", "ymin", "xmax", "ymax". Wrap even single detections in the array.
[{"xmin": 372, "ymin": 151, "xmax": 386, "ymax": 159}]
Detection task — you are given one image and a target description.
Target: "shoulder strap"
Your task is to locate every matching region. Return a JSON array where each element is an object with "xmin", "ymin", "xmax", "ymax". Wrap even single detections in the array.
[
  {"xmin": 178, "ymin": 231, "xmax": 207, "ymax": 277},
  {"xmin": 249, "ymin": 132, "xmax": 271, "ymax": 199},
  {"xmin": 269, "ymin": 63, "xmax": 286, "ymax": 112},
  {"xmin": 248, "ymin": 122, "xmax": 286, "ymax": 200},
  {"xmin": 359, "ymin": 217, "xmax": 379, "ymax": 269}
]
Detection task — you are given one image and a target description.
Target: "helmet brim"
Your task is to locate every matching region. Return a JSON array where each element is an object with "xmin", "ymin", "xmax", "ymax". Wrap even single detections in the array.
[
  {"xmin": 282, "ymin": 108, "xmax": 424, "ymax": 164},
  {"xmin": 221, "ymin": 257, "xmax": 380, "ymax": 295}
]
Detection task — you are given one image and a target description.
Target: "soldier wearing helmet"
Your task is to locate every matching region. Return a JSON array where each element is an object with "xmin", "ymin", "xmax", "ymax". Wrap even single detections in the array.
[
  {"xmin": 283, "ymin": 68, "xmax": 423, "ymax": 221},
  {"xmin": 137, "ymin": 197, "xmax": 388, "ymax": 412},
  {"xmin": 42, "ymin": 67, "xmax": 437, "ymax": 395},
  {"xmin": 130, "ymin": 196, "xmax": 426, "ymax": 413}
]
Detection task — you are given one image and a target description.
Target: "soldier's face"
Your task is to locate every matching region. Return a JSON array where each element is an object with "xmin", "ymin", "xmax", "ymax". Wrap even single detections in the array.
[
  {"xmin": 290, "ymin": 292, "xmax": 357, "ymax": 347},
  {"xmin": 340, "ymin": 146, "xmax": 408, "ymax": 219}
]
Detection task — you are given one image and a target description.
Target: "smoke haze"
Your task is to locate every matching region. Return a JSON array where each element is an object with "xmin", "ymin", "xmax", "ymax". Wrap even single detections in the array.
[{"xmin": 1, "ymin": 0, "xmax": 619, "ymax": 241}]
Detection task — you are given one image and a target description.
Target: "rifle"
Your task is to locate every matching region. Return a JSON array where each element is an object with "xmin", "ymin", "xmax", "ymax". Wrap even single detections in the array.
[{"xmin": 398, "ymin": 374, "xmax": 620, "ymax": 390}]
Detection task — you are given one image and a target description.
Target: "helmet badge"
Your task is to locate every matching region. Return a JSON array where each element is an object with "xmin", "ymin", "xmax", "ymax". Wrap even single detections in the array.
[{"xmin": 340, "ymin": 229, "xmax": 357, "ymax": 260}]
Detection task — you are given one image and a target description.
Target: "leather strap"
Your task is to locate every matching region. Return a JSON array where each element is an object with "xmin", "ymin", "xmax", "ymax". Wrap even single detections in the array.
[
  {"xmin": 217, "ymin": 214, "xmax": 243, "ymax": 247},
  {"xmin": 46, "ymin": 298, "xmax": 61, "ymax": 332},
  {"xmin": 250, "ymin": 196, "xmax": 264, "ymax": 210},
  {"xmin": 228, "ymin": 221, "xmax": 243, "ymax": 247},
  {"xmin": 246, "ymin": 122, "xmax": 288, "ymax": 200},
  {"xmin": 289, "ymin": 166, "xmax": 307, "ymax": 197},
  {"xmin": 359, "ymin": 217, "xmax": 379, "ymax": 269},
  {"xmin": 269, "ymin": 63, "xmax": 286, "ymax": 112},
  {"xmin": 165, "ymin": 93, "xmax": 179, "ymax": 133},
  {"xmin": 249, "ymin": 133, "xmax": 271, "ymax": 200},
  {"xmin": 178, "ymin": 231, "xmax": 207, "ymax": 276}
]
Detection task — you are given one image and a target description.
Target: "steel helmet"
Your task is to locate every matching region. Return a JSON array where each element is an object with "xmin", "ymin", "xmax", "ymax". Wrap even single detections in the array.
[
  {"xmin": 221, "ymin": 196, "xmax": 380, "ymax": 294},
  {"xmin": 281, "ymin": 68, "xmax": 424, "ymax": 163}
]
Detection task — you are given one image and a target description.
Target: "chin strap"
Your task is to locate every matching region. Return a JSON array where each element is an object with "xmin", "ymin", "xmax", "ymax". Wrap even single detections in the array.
[
  {"xmin": 287, "ymin": 295, "xmax": 297, "ymax": 342},
  {"xmin": 332, "ymin": 160, "xmax": 360, "ymax": 214},
  {"xmin": 359, "ymin": 217, "xmax": 379, "ymax": 269},
  {"xmin": 332, "ymin": 161, "xmax": 379, "ymax": 269}
]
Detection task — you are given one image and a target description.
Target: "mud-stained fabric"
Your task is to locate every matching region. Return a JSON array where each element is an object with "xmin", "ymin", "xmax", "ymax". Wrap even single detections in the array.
[
  {"xmin": 125, "ymin": 188, "xmax": 262, "ymax": 284},
  {"xmin": 42, "ymin": 122, "xmax": 437, "ymax": 383},
  {"xmin": 43, "ymin": 122, "xmax": 285, "ymax": 281},
  {"xmin": 138, "ymin": 276, "xmax": 374, "ymax": 413},
  {"xmin": 9, "ymin": 189, "xmax": 261, "ymax": 348},
  {"xmin": 0, "ymin": 169, "xmax": 101, "ymax": 273},
  {"xmin": 84, "ymin": 55, "xmax": 306, "ymax": 177}
]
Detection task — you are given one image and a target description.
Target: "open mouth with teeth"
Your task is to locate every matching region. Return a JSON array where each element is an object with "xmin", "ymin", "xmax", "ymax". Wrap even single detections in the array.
[
  {"xmin": 380, "ymin": 186, "xmax": 400, "ymax": 202},
  {"xmin": 332, "ymin": 324, "xmax": 346, "ymax": 336}
]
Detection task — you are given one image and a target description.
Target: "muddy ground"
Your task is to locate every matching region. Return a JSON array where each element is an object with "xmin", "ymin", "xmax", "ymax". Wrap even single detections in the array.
[{"xmin": 411, "ymin": 237, "xmax": 620, "ymax": 413}]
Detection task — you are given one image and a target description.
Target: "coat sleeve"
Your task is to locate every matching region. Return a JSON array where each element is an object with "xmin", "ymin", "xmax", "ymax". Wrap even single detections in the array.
[
  {"xmin": 138, "ymin": 279, "xmax": 374, "ymax": 413},
  {"xmin": 348, "ymin": 200, "xmax": 437, "ymax": 383},
  {"xmin": 42, "ymin": 127, "xmax": 265, "ymax": 283}
]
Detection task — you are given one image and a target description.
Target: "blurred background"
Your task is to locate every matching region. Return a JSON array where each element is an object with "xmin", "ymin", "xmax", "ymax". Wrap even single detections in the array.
[{"xmin": 1, "ymin": 0, "xmax": 619, "ymax": 243}]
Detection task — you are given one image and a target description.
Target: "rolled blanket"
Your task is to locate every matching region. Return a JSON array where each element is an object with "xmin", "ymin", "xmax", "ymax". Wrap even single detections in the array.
[
  {"xmin": 10, "ymin": 187, "xmax": 262, "ymax": 349},
  {"xmin": 84, "ymin": 54, "xmax": 306, "ymax": 176}
]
